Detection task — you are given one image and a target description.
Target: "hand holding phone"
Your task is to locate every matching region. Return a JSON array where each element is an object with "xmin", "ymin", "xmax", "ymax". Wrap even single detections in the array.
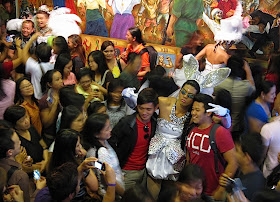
[
  {"xmin": 33, "ymin": 169, "xmax": 41, "ymax": 180},
  {"xmin": 91, "ymin": 161, "xmax": 105, "ymax": 171}
]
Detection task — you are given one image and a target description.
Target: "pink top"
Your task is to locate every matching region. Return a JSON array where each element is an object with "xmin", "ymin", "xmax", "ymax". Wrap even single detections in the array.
[
  {"xmin": 0, "ymin": 79, "xmax": 15, "ymax": 119},
  {"xmin": 63, "ymin": 72, "xmax": 77, "ymax": 86}
]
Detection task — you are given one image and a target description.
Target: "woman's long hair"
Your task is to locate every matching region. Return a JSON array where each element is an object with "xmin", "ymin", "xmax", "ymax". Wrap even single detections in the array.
[
  {"xmin": 60, "ymin": 105, "xmax": 82, "ymax": 131},
  {"xmin": 14, "ymin": 77, "xmax": 38, "ymax": 105},
  {"xmin": 82, "ymin": 113, "xmax": 109, "ymax": 151},
  {"xmin": 87, "ymin": 50, "xmax": 109, "ymax": 79},
  {"xmin": 69, "ymin": 34, "xmax": 86, "ymax": 65},
  {"xmin": 47, "ymin": 129, "xmax": 80, "ymax": 174}
]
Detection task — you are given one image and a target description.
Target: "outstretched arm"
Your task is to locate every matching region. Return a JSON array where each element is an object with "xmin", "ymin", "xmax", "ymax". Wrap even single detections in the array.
[{"xmin": 22, "ymin": 32, "xmax": 40, "ymax": 64}]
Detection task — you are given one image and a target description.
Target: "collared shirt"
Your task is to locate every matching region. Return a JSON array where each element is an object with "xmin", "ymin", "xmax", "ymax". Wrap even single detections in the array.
[{"xmin": 0, "ymin": 158, "xmax": 30, "ymax": 202}]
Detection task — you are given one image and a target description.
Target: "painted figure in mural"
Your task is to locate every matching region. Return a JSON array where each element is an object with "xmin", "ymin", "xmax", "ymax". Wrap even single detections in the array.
[
  {"xmin": 203, "ymin": 0, "xmax": 213, "ymax": 17},
  {"xmin": 77, "ymin": 0, "xmax": 109, "ymax": 37},
  {"xmin": 216, "ymin": 0, "xmax": 237, "ymax": 19},
  {"xmin": 202, "ymin": 8, "xmax": 223, "ymax": 36},
  {"xmin": 108, "ymin": 0, "xmax": 141, "ymax": 40},
  {"xmin": 141, "ymin": 0, "xmax": 160, "ymax": 36},
  {"xmin": 240, "ymin": 0, "xmax": 259, "ymax": 15},
  {"xmin": 166, "ymin": 0, "xmax": 203, "ymax": 47}
]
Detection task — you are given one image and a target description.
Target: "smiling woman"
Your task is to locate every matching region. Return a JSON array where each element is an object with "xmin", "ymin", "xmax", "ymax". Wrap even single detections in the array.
[{"xmin": 83, "ymin": 113, "xmax": 125, "ymax": 197}]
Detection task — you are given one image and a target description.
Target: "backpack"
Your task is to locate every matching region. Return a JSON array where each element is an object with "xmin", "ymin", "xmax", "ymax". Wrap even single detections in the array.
[
  {"xmin": 267, "ymin": 164, "xmax": 280, "ymax": 188},
  {"xmin": 139, "ymin": 46, "xmax": 158, "ymax": 71},
  {"xmin": 7, "ymin": 165, "xmax": 19, "ymax": 183},
  {"xmin": 182, "ymin": 123, "xmax": 226, "ymax": 174}
]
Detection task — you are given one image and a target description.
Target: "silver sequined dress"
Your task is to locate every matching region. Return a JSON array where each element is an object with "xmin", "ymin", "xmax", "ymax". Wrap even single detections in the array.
[{"xmin": 146, "ymin": 104, "xmax": 190, "ymax": 181}]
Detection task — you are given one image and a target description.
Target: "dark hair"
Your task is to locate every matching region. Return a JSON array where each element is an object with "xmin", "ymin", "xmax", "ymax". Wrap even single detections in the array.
[
  {"xmin": 76, "ymin": 67, "xmax": 92, "ymax": 82},
  {"xmin": 53, "ymin": 36, "xmax": 70, "ymax": 55},
  {"xmin": 14, "ymin": 77, "xmax": 38, "ymax": 105},
  {"xmin": 277, "ymin": 13, "xmax": 280, "ymax": 18},
  {"xmin": 54, "ymin": 53, "xmax": 72, "ymax": 77},
  {"xmin": 107, "ymin": 78, "xmax": 125, "ymax": 107},
  {"xmin": 101, "ymin": 40, "xmax": 115, "ymax": 51},
  {"xmin": 227, "ymin": 55, "xmax": 246, "ymax": 79},
  {"xmin": 87, "ymin": 50, "xmax": 109, "ymax": 78},
  {"xmin": 193, "ymin": 93, "xmax": 214, "ymax": 112},
  {"xmin": 4, "ymin": 105, "xmax": 26, "ymax": 127},
  {"xmin": 59, "ymin": 86, "xmax": 85, "ymax": 110},
  {"xmin": 137, "ymin": 88, "xmax": 159, "ymax": 107},
  {"xmin": 145, "ymin": 65, "xmax": 166, "ymax": 80},
  {"xmin": 48, "ymin": 129, "xmax": 80, "ymax": 173},
  {"xmin": 0, "ymin": 128, "xmax": 15, "ymax": 158},
  {"xmin": 238, "ymin": 132, "xmax": 263, "ymax": 165},
  {"xmin": 0, "ymin": 64, "xmax": 7, "ymax": 101},
  {"xmin": 267, "ymin": 53, "xmax": 280, "ymax": 90},
  {"xmin": 47, "ymin": 162, "xmax": 78, "ymax": 201},
  {"xmin": 83, "ymin": 113, "xmax": 109, "ymax": 151},
  {"xmin": 214, "ymin": 89, "xmax": 232, "ymax": 112},
  {"xmin": 121, "ymin": 185, "xmax": 154, "ymax": 202},
  {"xmin": 157, "ymin": 182, "xmax": 179, "ymax": 202},
  {"xmin": 182, "ymin": 80, "xmax": 201, "ymax": 94},
  {"xmin": 60, "ymin": 105, "xmax": 82, "ymax": 131},
  {"xmin": 128, "ymin": 27, "xmax": 145, "ymax": 45},
  {"xmin": 178, "ymin": 164, "xmax": 206, "ymax": 190},
  {"xmin": 87, "ymin": 101, "xmax": 106, "ymax": 116},
  {"xmin": 68, "ymin": 34, "xmax": 86, "ymax": 65},
  {"xmin": 257, "ymin": 80, "xmax": 275, "ymax": 97},
  {"xmin": 41, "ymin": 69, "xmax": 61, "ymax": 93},
  {"xmin": 252, "ymin": 189, "xmax": 280, "ymax": 202},
  {"xmin": 35, "ymin": 42, "xmax": 52, "ymax": 63}
]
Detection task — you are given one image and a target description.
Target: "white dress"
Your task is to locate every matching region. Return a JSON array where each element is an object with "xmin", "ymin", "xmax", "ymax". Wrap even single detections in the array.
[{"xmin": 146, "ymin": 104, "xmax": 190, "ymax": 181}]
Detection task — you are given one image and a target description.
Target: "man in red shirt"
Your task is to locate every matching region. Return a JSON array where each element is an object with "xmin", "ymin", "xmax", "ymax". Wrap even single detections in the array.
[
  {"xmin": 109, "ymin": 88, "xmax": 158, "ymax": 190},
  {"xmin": 185, "ymin": 93, "xmax": 238, "ymax": 200}
]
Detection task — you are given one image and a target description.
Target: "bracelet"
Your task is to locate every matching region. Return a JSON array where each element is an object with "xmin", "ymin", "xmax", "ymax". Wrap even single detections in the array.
[{"xmin": 107, "ymin": 183, "xmax": 116, "ymax": 186}]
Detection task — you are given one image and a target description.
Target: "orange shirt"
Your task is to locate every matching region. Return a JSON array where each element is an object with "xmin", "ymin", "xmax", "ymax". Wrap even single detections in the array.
[
  {"xmin": 126, "ymin": 43, "xmax": 150, "ymax": 74},
  {"xmin": 21, "ymin": 101, "xmax": 42, "ymax": 135}
]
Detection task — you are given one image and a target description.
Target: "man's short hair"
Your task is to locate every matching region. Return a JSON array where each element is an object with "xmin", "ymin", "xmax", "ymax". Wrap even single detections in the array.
[
  {"xmin": 0, "ymin": 127, "xmax": 15, "ymax": 159},
  {"xmin": 47, "ymin": 162, "xmax": 78, "ymax": 201},
  {"xmin": 193, "ymin": 93, "xmax": 214, "ymax": 112},
  {"xmin": 137, "ymin": 88, "xmax": 159, "ymax": 107},
  {"xmin": 238, "ymin": 132, "xmax": 263, "ymax": 165},
  {"xmin": 22, "ymin": 20, "xmax": 34, "ymax": 28}
]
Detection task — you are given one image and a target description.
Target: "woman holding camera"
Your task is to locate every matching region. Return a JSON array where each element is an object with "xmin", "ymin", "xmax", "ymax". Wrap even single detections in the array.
[{"xmin": 83, "ymin": 113, "xmax": 125, "ymax": 198}]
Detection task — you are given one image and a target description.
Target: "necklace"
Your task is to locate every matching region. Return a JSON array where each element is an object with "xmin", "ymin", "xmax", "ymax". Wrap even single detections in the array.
[
  {"xmin": 40, "ymin": 27, "xmax": 51, "ymax": 36},
  {"xmin": 169, "ymin": 103, "xmax": 190, "ymax": 125}
]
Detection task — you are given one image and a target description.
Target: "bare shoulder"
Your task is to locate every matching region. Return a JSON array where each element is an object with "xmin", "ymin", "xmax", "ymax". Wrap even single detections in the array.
[{"xmin": 159, "ymin": 97, "xmax": 176, "ymax": 106}]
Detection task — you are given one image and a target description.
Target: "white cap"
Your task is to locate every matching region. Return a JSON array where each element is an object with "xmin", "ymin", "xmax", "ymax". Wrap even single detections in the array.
[{"xmin": 211, "ymin": 8, "xmax": 223, "ymax": 19}]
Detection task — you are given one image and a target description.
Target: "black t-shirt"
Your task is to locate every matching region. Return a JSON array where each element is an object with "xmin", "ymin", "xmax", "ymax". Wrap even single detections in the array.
[
  {"xmin": 19, "ymin": 126, "xmax": 43, "ymax": 163},
  {"xmin": 239, "ymin": 170, "xmax": 266, "ymax": 200}
]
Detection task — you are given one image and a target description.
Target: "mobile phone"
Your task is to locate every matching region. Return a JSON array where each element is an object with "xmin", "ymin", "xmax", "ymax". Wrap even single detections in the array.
[
  {"xmin": 33, "ymin": 169, "xmax": 41, "ymax": 180},
  {"xmin": 93, "ymin": 161, "xmax": 105, "ymax": 171},
  {"xmin": 46, "ymin": 96, "xmax": 53, "ymax": 104}
]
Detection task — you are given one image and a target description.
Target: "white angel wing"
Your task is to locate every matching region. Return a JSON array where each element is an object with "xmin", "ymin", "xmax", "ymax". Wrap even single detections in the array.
[
  {"xmin": 48, "ymin": 7, "xmax": 82, "ymax": 39},
  {"xmin": 201, "ymin": 68, "xmax": 231, "ymax": 88},
  {"xmin": 182, "ymin": 54, "xmax": 230, "ymax": 90},
  {"xmin": 183, "ymin": 54, "xmax": 199, "ymax": 81},
  {"xmin": 6, "ymin": 19, "xmax": 25, "ymax": 32}
]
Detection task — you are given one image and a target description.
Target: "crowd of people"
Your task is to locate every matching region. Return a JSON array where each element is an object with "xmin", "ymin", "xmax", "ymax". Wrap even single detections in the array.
[{"xmin": 1, "ymin": 1, "xmax": 280, "ymax": 202}]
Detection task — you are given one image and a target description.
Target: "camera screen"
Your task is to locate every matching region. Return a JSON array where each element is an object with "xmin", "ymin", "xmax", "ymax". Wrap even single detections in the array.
[{"xmin": 94, "ymin": 161, "xmax": 103, "ymax": 170}]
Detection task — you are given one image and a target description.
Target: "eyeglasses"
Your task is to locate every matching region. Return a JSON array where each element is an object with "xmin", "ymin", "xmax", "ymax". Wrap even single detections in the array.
[
  {"xmin": 143, "ymin": 125, "xmax": 149, "ymax": 140},
  {"xmin": 180, "ymin": 88, "xmax": 195, "ymax": 99}
]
